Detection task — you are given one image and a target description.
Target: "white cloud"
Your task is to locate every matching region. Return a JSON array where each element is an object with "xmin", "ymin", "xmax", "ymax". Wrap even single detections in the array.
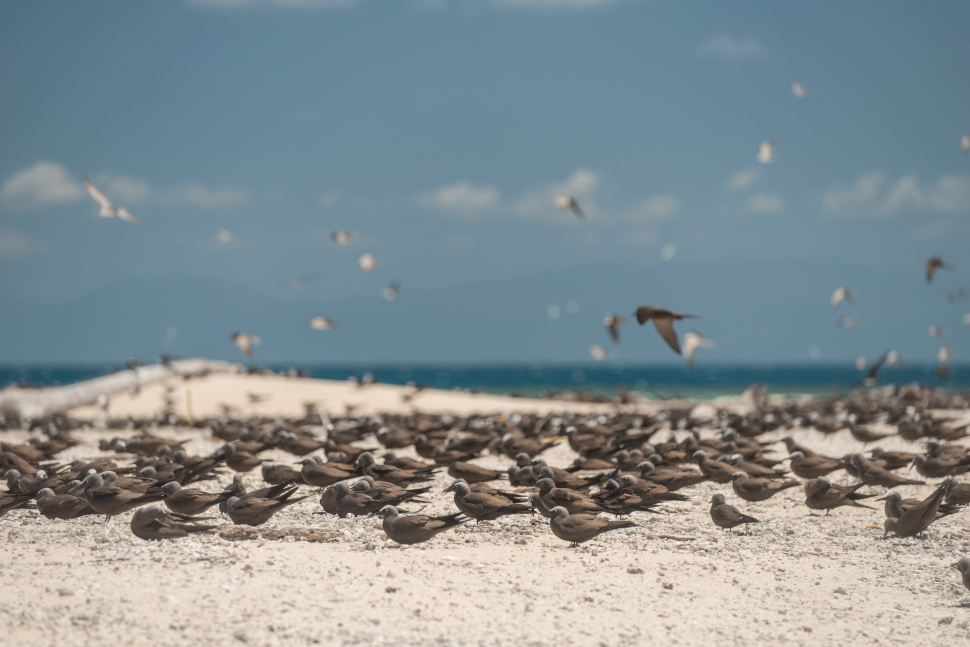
[
  {"xmin": 512, "ymin": 168, "xmax": 601, "ymax": 219},
  {"xmin": 94, "ymin": 174, "xmax": 153, "ymax": 204},
  {"xmin": 697, "ymin": 35, "xmax": 766, "ymax": 62},
  {"xmin": 623, "ymin": 194, "xmax": 681, "ymax": 222},
  {"xmin": 319, "ymin": 191, "xmax": 340, "ymax": 208},
  {"xmin": 742, "ymin": 193, "xmax": 785, "ymax": 215},
  {"xmin": 0, "ymin": 229, "xmax": 48, "ymax": 258},
  {"xmin": 188, "ymin": 0, "xmax": 362, "ymax": 9},
  {"xmin": 0, "ymin": 161, "xmax": 84, "ymax": 210},
  {"xmin": 160, "ymin": 184, "xmax": 250, "ymax": 208},
  {"xmin": 492, "ymin": 0, "xmax": 630, "ymax": 8},
  {"xmin": 416, "ymin": 181, "xmax": 501, "ymax": 219},
  {"xmin": 726, "ymin": 168, "xmax": 760, "ymax": 192},
  {"xmin": 823, "ymin": 172, "xmax": 970, "ymax": 217}
]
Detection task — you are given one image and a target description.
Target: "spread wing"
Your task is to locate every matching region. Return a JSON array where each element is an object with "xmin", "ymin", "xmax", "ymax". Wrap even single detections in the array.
[
  {"xmin": 116, "ymin": 208, "xmax": 143, "ymax": 225},
  {"xmin": 652, "ymin": 317, "xmax": 682, "ymax": 354},
  {"xmin": 84, "ymin": 177, "xmax": 114, "ymax": 213}
]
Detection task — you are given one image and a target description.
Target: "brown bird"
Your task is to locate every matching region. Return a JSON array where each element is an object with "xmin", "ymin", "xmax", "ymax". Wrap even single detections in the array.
[
  {"xmin": 443, "ymin": 480, "xmax": 533, "ymax": 522},
  {"xmin": 603, "ymin": 314, "xmax": 628, "ymax": 344},
  {"xmin": 848, "ymin": 423, "xmax": 892, "ymax": 445},
  {"xmin": 926, "ymin": 256, "xmax": 953, "ymax": 283},
  {"xmin": 599, "ymin": 474, "xmax": 687, "ymax": 505},
  {"xmin": 381, "ymin": 451, "xmax": 432, "ymax": 472},
  {"xmin": 953, "ymin": 557, "xmax": 970, "ymax": 593},
  {"xmin": 730, "ymin": 472, "xmax": 800, "ymax": 502},
  {"xmin": 868, "ymin": 447, "xmax": 917, "ymax": 471},
  {"xmin": 35, "ymin": 488, "xmax": 95, "ymax": 520},
  {"xmin": 884, "ymin": 478, "xmax": 955, "ymax": 537},
  {"xmin": 849, "ymin": 454, "xmax": 924, "ymax": 488},
  {"xmin": 372, "ymin": 505, "xmax": 465, "ymax": 545},
  {"xmin": 333, "ymin": 481, "xmax": 385, "ymax": 518},
  {"xmin": 350, "ymin": 477, "xmax": 430, "ymax": 507},
  {"xmin": 875, "ymin": 490, "xmax": 962, "ymax": 520},
  {"xmin": 804, "ymin": 477, "xmax": 875, "ymax": 514},
  {"xmin": 709, "ymin": 494, "xmax": 759, "ymax": 532},
  {"xmin": 535, "ymin": 478, "xmax": 608, "ymax": 515},
  {"xmin": 226, "ymin": 485, "xmax": 308, "ymax": 526},
  {"xmin": 357, "ymin": 452, "xmax": 437, "ymax": 486},
  {"xmin": 911, "ymin": 454, "xmax": 970, "ymax": 479},
  {"xmin": 636, "ymin": 461, "xmax": 708, "ymax": 491},
  {"xmin": 547, "ymin": 507, "xmax": 637, "ymax": 547},
  {"xmin": 0, "ymin": 491, "xmax": 34, "ymax": 518},
  {"xmin": 693, "ymin": 451, "xmax": 737, "ymax": 483},
  {"xmin": 300, "ymin": 457, "xmax": 354, "ymax": 488},
  {"xmin": 220, "ymin": 443, "xmax": 262, "ymax": 473},
  {"xmin": 81, "ymin": 473, "xmax": 166, "ymax": 518},
  {"xmin": 447, "ymin": 461, "xmax": 506, "ymax": 484},
  {"xmin": 130, "ymin": 506, "xmax": 219, "ymax": 540},
  {"xmin": 634, "ymin": 306, "xmax": 700, "ymax": 354},
  {"xmin": 789, "ymin": 451, "xmax": 847, "ymax": 479},
  {"xmin": 161, "ymin": 482, "xmax": 230, "ymax": 516},
  {"xmin": 945, "ymin": 482, "xmax": 970, "ymax": 506},
  {"xmin": 261, "ymin": 461, "xmax": 302, "ymax": 485},
  {"xmin": 500, "ymin": 433, "xmax": 558, "ymax": 459}
]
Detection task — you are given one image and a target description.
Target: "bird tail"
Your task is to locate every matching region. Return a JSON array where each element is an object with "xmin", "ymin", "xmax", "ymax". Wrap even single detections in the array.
[{"xmin": 604, "ymin": 519, "xmax": 637, "ymax": 532}]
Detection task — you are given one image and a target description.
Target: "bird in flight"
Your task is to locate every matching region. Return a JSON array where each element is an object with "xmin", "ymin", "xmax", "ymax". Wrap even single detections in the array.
[
  {"xmin": 84, "ymin": 177, "xmax": 142, "ymax": 224},
  {"xmin": 926, "ymin": 256, "xmax": 953, "ymax": 283},
  {"xmin": 756, "ymin": 139, "xmax": 775, "ymax": 164},
  {"xmin": 929, "ymin": 325, "xmax": 943, "ymax": 338},
  {"xmin": 860, "ymin": 352, "xmax": 889, "ymax": 387},
  {"xmin": 555, "ymin": 195, "xmax": 584, "ymax": 219},
  {"xmin": 602, "ymin": 314, "xmax": 627, "ymax": 344},
  {"xmin": 331, "ymin": 231, "xmax": 356, "ymax": 245},
  {"xmin": 962, "ymin": 135, "xmax": 970, "ymax": 155},
  {"xmin": 358, "ymin": 253, "xmax": 378, "ymax": 272},
  {"xmin": 587, "ymin": 344, "xmax": 608, "ymax": 361},
  {"xmin": 308, "ymin": 316, "xmax": 338, "ymax": 331},
  {"xmin": 831, "ymin": 287, "xmax": 854, "ymax": 311},
  {"xmin": 791, "ymin": 83, "xmax": 806, "ymax": 99},
  {"xmin": 938, "ymin": 346, "xmax": 950, "ymax": 363},
  {"xmin": 382, "ymin": 282, "xmax": 399, "ymax": 301},
  {"xmin": 231, "ymin": 332, "xmax": 260, "ymax": 357},
  {"xmin": 634, "ymin": 306, "xmax": 700, "ymax": 355},
  {"xmin": 682, "ymin": 332, "xmax": 714, "ymax": 369}
]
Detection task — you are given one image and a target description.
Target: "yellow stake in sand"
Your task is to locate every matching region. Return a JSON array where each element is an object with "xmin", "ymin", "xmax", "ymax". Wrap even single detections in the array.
[{"xmin": 185, "ymin": 388, "xmax": 194, "ymax": 426}]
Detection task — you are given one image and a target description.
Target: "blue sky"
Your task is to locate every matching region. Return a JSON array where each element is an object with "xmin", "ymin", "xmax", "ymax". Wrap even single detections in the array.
[{"xmin": 1, "ymin": 0, "xmax": 969, "ymax": 364}]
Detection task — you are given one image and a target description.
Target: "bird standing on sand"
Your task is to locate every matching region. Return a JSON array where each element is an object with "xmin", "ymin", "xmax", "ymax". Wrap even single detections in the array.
[
  {"xmin": 954, "ymin": 557, "xmax": 970, "ymax": 593},
  {"xmin": 682, "ymin": 332, "xmax": 714, "ymax": 369},
  {"xmin": 555, "ymin": 195, "xmax": 584, "ymax": 218},
  {"xmin": 709, "ymin": 494, "xmax": 759, "ymax": 532},
  {"xmin": 231, "ymin": 332, "xmax": 260, "ymax": 358},
  {"xmin": 831, "ymin": 287, "xmax": 854, "ymax": 310},
  {"xmin": 635, "ymin": 306, "xmax": 700, "ymax": 355},
  {"xmin": 884, "ymin": 478, "xmax": 954, "ymax": 538},
  {"xmin": 603, "ymin": 314, "xmax": 627, "ymax": 343},
  {"xmin": 926, "ymin": 256, "xmax": 953, "ymax": 283},
  {"xmin": 547, "ymin": 506, "xmax": 636, "ymax": 547},
  {"xmin": 372, "ymin": 505, "xmax": 465, "ymax": 545},
  {"xmin": 308, "ymin": 316, "xmax": 338, "ymax": 331},
  {"xmin": 757, "ymin": 139, "xmax": 775, "ymax": 164},
  {"xmin": 130, "ymin": 505, "xmax": 218, "ymax": 540},
  {"xmin": 84, "ymin": 177, "xmax": 143, "ymax": 224}
]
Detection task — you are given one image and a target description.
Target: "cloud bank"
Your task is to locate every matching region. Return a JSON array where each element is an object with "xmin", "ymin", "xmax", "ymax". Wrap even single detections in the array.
[{"xmin": 823, "ymin": 172, "xmax": 970, "ymax": 217}]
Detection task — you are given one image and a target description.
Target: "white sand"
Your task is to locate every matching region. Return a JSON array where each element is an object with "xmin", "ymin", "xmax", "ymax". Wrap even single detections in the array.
[{"xmin": 2, "ymin": 373, "xmax": 970, "ymax": 646}]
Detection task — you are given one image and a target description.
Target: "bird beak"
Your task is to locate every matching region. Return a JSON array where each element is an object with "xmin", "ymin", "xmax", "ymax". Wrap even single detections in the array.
[{"xmin": 874, "ymin": 496, "xmax": 888, "ymax": 501}]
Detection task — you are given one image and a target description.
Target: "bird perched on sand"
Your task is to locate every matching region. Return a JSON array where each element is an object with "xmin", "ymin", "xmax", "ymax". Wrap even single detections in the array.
[
  {"xmin": 682, "ymin": 332, "xmax": 714, "ymax": 369},
  {"xmin": 803, "ymin": 477, "xmax": 874, "ymax": 514},
  {"xmin": 954, "ymin": 557, "xmax": 970, "ymax": 593},
  {"xmin": 831, "ymin": 287, "xmax": 854, "ymax": 311},
  {"xmin": 635, "ymin": 306, "xmax": 700, "ymax": 355},
  {"xmin": 926, "ymin": 256, "xmax": 953, "ymax": 283},
  {"xmin": 130, "ymin": 505, "xmax": 218, "ymax": 540},
  {"xmin": 603, "ymin": 314, "xmax": 627, "ymax": 343},
  {"xmin": 331, "ymin": 230, "xmax": 356, "ymax": 244},
  {"xmin": 231, "ymin": 332, "xmax": 261, "ymax": 358},
  {"xmin": 587, "ymin": 344, "xmax": 608, "ymax": 361},
  {"xmin": 757, "ymin": 139, "xmax": 775, "ymax": 164},
  {"xmin": 547, "ymin": 506, "xmax": 636, "ymax": 547},
  {"xmin": 84, "ymin": 177, "xmax": 143, "ymax": 224},
  {"xmin": 883, "ymin": 478, "xmax": 954, "ymax": 538},
  {"xmin": 709, "ymin": 494, "xmax": 759, "ymax": 532},
  {"xmin": 372, "ymin": 505, "xmax": 465, "ymax": 545},
  {"xmin": 382, "ymin": 282, "xmax": 399, "ymax": 300},
  {"xmin": 358, "ymin": 253, "xmax": 378, "ymax": 272},
  {"xmin": 308, "ymin": 316, "xmax": 338, "ymax": 331},
  {"xmin": 555, "ymin": 195, "xmax": 584, "ymax": 218}
]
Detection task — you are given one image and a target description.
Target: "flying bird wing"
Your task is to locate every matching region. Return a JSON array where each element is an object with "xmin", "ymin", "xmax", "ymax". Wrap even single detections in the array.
[
  {"xmin": 651, "ymin": 316, "xmax": 682, "ymax": 354},
  {"xmin": 115, "ymin": 208, "xmax": 143, "ymax": 225},
  {"xmin": 84, "ymin": 178, "xmax": 114, "ymax": 214},
  {"xmin": 867, "ymin": 352, "xmax": 888, "ymax": 381},
  {"xmin": 682, "ymin": 332, "xmax": 714, "ymax": 369}
]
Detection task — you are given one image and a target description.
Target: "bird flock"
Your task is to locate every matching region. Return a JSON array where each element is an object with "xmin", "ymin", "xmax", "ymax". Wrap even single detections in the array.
[{"xmin": 2, "ymin": 383, "xmax": 970, "ymax": 597}]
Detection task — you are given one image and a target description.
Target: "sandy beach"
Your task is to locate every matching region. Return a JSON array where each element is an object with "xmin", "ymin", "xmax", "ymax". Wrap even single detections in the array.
[{"xmin": 3, "ymin": 372, "xmax": 970, "ymax": 647}]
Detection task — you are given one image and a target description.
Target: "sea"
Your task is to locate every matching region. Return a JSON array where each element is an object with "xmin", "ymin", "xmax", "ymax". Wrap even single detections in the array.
[{"xmin": 1, "ymin": 363, "xmax": 966, "ymax": 400}]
